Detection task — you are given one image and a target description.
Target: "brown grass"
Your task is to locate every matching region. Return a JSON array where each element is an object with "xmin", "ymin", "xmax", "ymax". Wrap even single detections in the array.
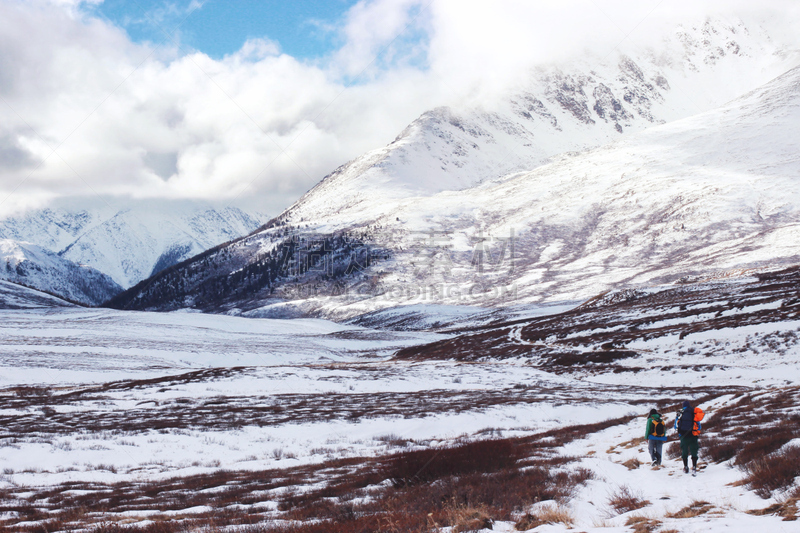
[
  {"xmin": 624, "ymin": 515, "xmax": 662, "ymax": 533},
  {"xmin": 622, "ymin": 458, "xmax": 642, "ymax": 470},
  {"xmin": 742, "ymin": 445, "xmax": 800, "ymax": 498},
  {"xmin": 666, "ymin": 500, "xmax": 714, "ymax": 518},
  {"xmin": 748, "ymin": 499, "xmax": 799, "ymax": 521},
  {"xmin": 513, "ymin": 504, "xmax": 574, "ymax": 530},
  {"xmin": 607, "ymin": 485, "xmax": 650, "ymax": 515},
  {"xmin": 701, "ymin": 390, "xmax": 800, "ymax": 467},
  {"xmin": 381, "ymin": 438, "xmax": 522, "ymax": 487},
  {"xmin": 703, "ymin": 435, "xmax": 739, "ymax": 463},
  {"xmin": 444, "ymin": 502, "xmax": 494, "ymax": 532},
  {"xmin": 534, "ymin": 504, "xmax": 575, "ymax": 527},
  {"xmin": 734, "ymin": 425, "xmax": 800, "ymax": 466},
  {"xmin": 666, "ymin": 441, "xmax": 681, "ymax": 460},
  {"xmin": 514, "ymin": 513, "xmax": 545, "ymax": 530},
  {"xmin": 0, "ymin": 417, "xmax": 620, "ymax": 533},
  {"xmin": 619, "ymin": 437, "xmax": 646, "ymax": 449}
]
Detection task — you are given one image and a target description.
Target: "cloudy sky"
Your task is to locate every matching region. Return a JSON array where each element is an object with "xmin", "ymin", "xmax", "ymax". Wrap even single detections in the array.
[{"xmin": 0, "ymin": 0, "xmax": 798, "ymax": 217}]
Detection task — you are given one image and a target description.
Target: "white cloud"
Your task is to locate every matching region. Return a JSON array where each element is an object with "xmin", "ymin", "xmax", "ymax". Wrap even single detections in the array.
[
  {"xmin": 0, "ymin": 0, "xmax": 799, "ymax": 217},
  {"xmin": 46, "ymin": 0, "xmax": 102, "ymax": 7},
  {"xmin": 331, "ymin": 0, "xmax": 428, "ymax": 77},
  {"xmin": 426, "ymin": 0, "xmax": 800, "ymax": 101}
]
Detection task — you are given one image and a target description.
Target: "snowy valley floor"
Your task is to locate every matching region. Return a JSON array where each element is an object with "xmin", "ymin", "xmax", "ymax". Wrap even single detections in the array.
[{"xmin": 0, "ymin": 287, "xmax": 799, "ymax": 532}]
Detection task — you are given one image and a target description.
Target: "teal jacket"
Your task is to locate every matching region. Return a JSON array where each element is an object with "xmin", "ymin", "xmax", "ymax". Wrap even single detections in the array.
[{"xmin": 646, "ymin": 413, "xmax": 668, "ymax": 441}]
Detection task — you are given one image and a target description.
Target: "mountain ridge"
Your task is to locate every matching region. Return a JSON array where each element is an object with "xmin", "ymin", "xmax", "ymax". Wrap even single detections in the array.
[
  {"xmin": 0, "ymin": 201, "xmax": 269, "ymax": 289},
  {"xmin": 280, "ymin": 18, "xmax": 797, "ymax": 228},
  {"xmin": 106, "ymin": 19, "xmax": 800, "ymax": 318},
  {"xmin": 0, "ymin": 279, "xmax": 78, "ymax": 309},
  {"xmin": 0, "ymin": 239, "xmax": 121, "ymax": 306}
]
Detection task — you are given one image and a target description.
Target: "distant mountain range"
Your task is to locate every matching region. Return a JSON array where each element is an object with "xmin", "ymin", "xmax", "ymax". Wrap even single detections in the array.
[
  {"xmin": 0, "ymin": 239, "xmax": 120, "ymax": 306},
  {"xmin": 0, "ymin": 200, "xmax": 269, "ymax": 292},
  {"xmin": 105, "ymin": 18, "xmax": 800, "ymax": 319}
]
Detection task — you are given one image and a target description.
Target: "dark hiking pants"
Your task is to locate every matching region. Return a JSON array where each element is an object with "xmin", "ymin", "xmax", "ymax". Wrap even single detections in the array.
[{"xmin": 680, "ymin": 434, "xmax": 699, "ymax": 467}]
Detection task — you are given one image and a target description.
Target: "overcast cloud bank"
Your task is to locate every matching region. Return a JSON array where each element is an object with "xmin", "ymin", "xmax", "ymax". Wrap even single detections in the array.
[{"xmin": 0, "ymin": 0, "xmax": 798, "ymax": 217}]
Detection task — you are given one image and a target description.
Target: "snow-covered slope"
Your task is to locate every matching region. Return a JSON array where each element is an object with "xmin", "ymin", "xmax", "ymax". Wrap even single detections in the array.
[
  {"xmin": 4, "ymin": 281, "xmax": 800, "ymax": 530},
  {"xmin": 0, "ymin": 200, "xmax": 268, "ymax": 289},
  {"xmin": 107, "ymin": 19, "xmax": 800, "ymax": 317},
  {"xmin": 0, "ymin": 279, "xmax": 77, "ymax": 309},
  {"xmin": 298, "ymin": 61, "xmax": 800, "ymax": 314},
  {"xmin": 0, "ymin": 240, "xmax": 121, "ymax": 306},
  {"xmin": 109, "ymin": 61, "xmax": 800, "ymax": 317},
  {"xmin": 284, "ymin": 19, "xmax": 796, "ymax": 222}
]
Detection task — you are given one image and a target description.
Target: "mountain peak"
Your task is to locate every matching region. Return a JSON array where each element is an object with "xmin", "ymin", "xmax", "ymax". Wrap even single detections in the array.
[
  {"xmin": 0, "ymin": 200, "xmax": 270, "ymax": 289},
  {"xmin": 0, "ymin": 239, "xmax": 121, "ymax": 306}
]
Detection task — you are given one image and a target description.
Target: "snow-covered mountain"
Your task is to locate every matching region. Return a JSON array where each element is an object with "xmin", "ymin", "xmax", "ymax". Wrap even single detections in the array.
[
  {"xmin": 283, "ymin": 19, "xmax": 796, "ymax": 222},
  {"xmin": 107, "ymin": 19, "xmax": 800, "ymax": 317},
  {"xmin": 0, "ymin": 279, "xmax": 77, "ymax": 309},
  {"xmin": 0, "ymin": 200, "xmax": 269, "ymax": 289},
  {"xmin": 0, "ymin": 239, "xmax": 121, "ymax": 306}
]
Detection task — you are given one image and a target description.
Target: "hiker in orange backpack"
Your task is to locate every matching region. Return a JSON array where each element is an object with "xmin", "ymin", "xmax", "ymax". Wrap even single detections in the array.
[
  {"xmin": 645, "ymin": 408, "xmax": 667, "ymax": 467},
  {"xmin": 674, "ymin": 400, "xmax": 705, "ymax": 475}
]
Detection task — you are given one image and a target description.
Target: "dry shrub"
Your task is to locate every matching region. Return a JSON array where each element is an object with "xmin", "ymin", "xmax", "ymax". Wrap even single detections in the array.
[
  {"xmin": 703, "ymin": 435, "xmax": 739, "ymax": 463},
  {"xmin": 89, "ymin": 521, "xmax": 195, "ymax": 533},
  {"xmin": 666, "ymin": 441, "xmax": 681, "ymax": 460},
  {"xmin": 376, "ymin": 433, "xmax": 412, "ymax": 448},
  {"xmin": 666, "ymin": 500, "xmax": 713, "ymax": 518},
  {"xmin": 1, "ymin": 419, "xmax": 611, "ymax": 532},
  {"xmin": 513, "ymin": 504, "xmax": 574, "ymax": 530},
  {"xmin": 622, "ymin": 458, "xmax": 642, "ymax": 470},
  {"xmin": 700, "ymin": 393, "xmax": 800, "ymax": 469},
  {"xmin": 536, "ymin": 415, "xmax": 636, "ymax": 447},
  {"xmin": 747, "ymin": 497, "xmax": 799, "ymax": 521},
  {"xmin": 534, "ymin": 504, "xmax": 574, "ymax": 527},
  {"xmin": 403, "ymin": 466, "xmax": 588, "ymax": 519},
  {"xmin": 277, "ymin": 464, "xmax": 593, "ymax": 533},
  {"xmin": 608, "ymin": 485, "xmax": 650, "ymax": 515},
  {"xmin": 620, "ymin": 437, "xmax": 646, "ymax": 449},
  {"xmin": 742, "ymin": 445, "xmax": 800, "ymax": 498},
  {"xmin": 590, "ymin": 517, "xmax": 613, "ymax": 527},
  {"xmin": 8, "ymin": 519, "xmax": 71, "ymax": 533},
  {"xmin": 444, "ymin": 502, "xmax": 493, "ymax": 532},
  {"xmin": 381, "ymin": 438, "xmax": 522, "ymax": 487},
  {"xmin": 624, "ymin": 515, "xmax": 661, "ymax": 533},
  {"xmin": 735, "ymin": 430, "xmax": 800, "ymax": 466},
  {"xmin": 514, "ymin": 513, "xmax": 545, "ymax": 530}
]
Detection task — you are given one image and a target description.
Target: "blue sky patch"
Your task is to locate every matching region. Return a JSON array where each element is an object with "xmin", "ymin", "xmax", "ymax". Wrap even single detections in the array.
[{"xmin": 89, "ymin": 0, "xmax": 362, "ymax": 59}]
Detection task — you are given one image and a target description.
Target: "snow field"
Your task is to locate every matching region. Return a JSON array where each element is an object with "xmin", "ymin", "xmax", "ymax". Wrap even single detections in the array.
[
  {"xmin": 0, "ymin": 308, "xmax": 627, "ymax": 491},
  {"xmin": 0, "ymin": 306, "xmax": 798, "ymax": 531},
  {"xmin": 553, "ymin": 415, "xmax": 796, "ymax": 533}
]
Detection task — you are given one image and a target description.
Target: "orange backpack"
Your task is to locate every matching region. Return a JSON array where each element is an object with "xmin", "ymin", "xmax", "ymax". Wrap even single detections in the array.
[{"xmin": 692, "ymin": 407, "xmax": 705, "ymax": 436}]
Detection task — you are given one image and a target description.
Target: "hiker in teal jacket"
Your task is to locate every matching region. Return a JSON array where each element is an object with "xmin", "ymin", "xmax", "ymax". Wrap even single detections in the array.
[{"xmin": 645, "ymin": 408, "xmax": 667, "ymax": 466}]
